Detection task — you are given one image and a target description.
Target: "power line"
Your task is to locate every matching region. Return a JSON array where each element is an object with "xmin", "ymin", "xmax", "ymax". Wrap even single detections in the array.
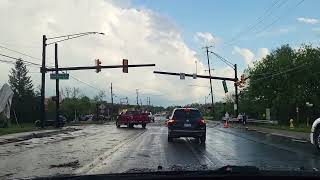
[
  {"xmin": 224, "ymin": 0, "xmax": 287, "ymax": 46},
  {"xmin": 69, "ymin": 75, "xmax": 102, "ymax": 92},
  {"xmin": 0, "ymin": 53, "xmax": 42, "ymax": 66},
  {"xmin": 0, "ymin": 44, "xmax": 42, "ymax": 61},
  {"xmin": 0, "ymin": 44, "xmax": 55, "ymax": 67},
  {"xmin": 250, "ymin": 62, "xmax": 308, "ymax": 83},
  {"xmin": 253, "ymin": 0, "xmax": 305, "ymax": 35}
]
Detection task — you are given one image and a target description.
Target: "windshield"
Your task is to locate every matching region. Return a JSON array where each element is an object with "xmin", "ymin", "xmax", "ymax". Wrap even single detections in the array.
[{"xmin": 1, "ymin": 0, "xmax": 320, "ymax": 179}]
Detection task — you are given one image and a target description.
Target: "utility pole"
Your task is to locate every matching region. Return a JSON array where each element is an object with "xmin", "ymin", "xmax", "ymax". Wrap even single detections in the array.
[
  {"xmin": 40, "ymin": 35, "xmax": 47, "ymax": 128},
  {"xmin": 234, "ymin": 64, "xmax": 239, "ymax": 117},
  {"xmin": 205, "ymin": 46, "xmax": 215, "ymax": 118},
  {"xmin": 110, "ymin": 83, "xmax": 114, "ymax": 119},
  {"xmin": 111, "ymin": 83, "xmax": 113, "ymax": 105},
  {"xmin": 136, "ymin": 89, "xmax": 139, "ymax": 106},
  {"xmin": 54, "ymin": 43, "xmax": 60, "ymax": 128}
]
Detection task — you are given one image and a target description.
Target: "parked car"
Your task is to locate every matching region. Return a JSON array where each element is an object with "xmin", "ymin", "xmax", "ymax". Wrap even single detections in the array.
[
  {"xmin": 35, "ymin": 115, "xmax": 67, "ymax": 127},
  {"xmin": 116, "ymin": 110, "xmax": 151, "ymax": 128},
  {"xmin": 167, "ymin": 108, "xmax": 206, "ymax": 143},
  {"xmin": 311, "ymin": 118, "xmax": 320, "ymax": 151}
]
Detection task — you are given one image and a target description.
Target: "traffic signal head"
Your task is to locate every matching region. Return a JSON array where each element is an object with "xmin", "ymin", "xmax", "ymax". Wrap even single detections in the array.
[
  {"xmin": 123, "ymin": 59, "xmax": 128, "ymax": 73},
  {"xmin": 95, "ymin": 59, "xmax": 101, "ymax": 73}
]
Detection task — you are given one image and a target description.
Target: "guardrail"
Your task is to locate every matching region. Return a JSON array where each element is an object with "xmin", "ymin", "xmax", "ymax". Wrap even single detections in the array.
[
  {"xmin": 247, "ymin": 119, "xmax": 278, "ymax": 125},
  {"xmin": 222, "ymin": 117, "xmax": 278, "ymax": 125}
]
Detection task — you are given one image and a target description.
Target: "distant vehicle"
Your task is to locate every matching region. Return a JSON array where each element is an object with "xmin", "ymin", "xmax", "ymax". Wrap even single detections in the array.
[
  {"xmin": 93, "ymin": 114, "xmax": 106, "ymax": 121},
  {"xmin": 167, "ymin": 108, "xmax": 206, "ymax": 143},
  {"xmin": 35, "ymin": 115, "xmax": 66, "ymax": 127},
  {"xmin": 79, "ymin": 114, "xmax": 94, "ymax": 121},
  {"xmin": 116, "ymin": 110, "xmax": 151, "ymax": 128},
  {"xmin": 310, "ymin": 118, "xmax": 320, "ymax": 151}
]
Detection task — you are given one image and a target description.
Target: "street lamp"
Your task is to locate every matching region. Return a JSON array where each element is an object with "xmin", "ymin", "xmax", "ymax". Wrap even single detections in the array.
[{"xmin": 40, "ymin": 32, "xmax": 105, "ymax": 128}]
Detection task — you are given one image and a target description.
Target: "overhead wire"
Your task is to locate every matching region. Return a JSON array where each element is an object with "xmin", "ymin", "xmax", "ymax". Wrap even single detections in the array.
[
  {"xmin": 250, "ymin": 62, "xmax": 308, "ymax": 83},
  {"xmin": 224, "ymin": 0, "xmax": 286, "ymax": 46},
  {"xmin": 0, "ymin": 44, "xmax": 103, "ymax": 92},
  {"xmin": 253, "ymin": 0, "xmax": 305, "ymax": 35},
  {"xmin": 0, "ymin": 53, "xmax": 42, "ymax": 66}
]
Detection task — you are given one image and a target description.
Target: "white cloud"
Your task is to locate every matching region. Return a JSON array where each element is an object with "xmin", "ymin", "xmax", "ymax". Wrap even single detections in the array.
[
  {"xmin": 194, "ymin": 32, "xmax": 221, "ymax": 46},
  {"xmin": 232, "ymin": 47, "xmax": 268, "ymax": 67},
  {"xmin": 232, "ymin": 46, "xmax": 255, "ymax": 67},
  {"xmin": 297, "ymin": 17, "xmax": 319, "ymax": 25},
  {"xmin": 257, "ymin": 48, "xmax": 269, "ymax": 60},
  {"xmin": 0, "ymin": 0, "xmax": 214, "ymax": 106}
]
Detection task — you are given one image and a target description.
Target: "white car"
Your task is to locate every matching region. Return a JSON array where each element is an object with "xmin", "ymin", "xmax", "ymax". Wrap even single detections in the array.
[{"xmin": 310, "ymin": 118, "xmax": 320, "ymax": 151}]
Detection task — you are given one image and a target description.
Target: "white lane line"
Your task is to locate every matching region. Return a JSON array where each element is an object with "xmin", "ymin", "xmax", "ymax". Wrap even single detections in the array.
[
  {"xmin": 75, "ymin": 129, "xmax": 147, "ymax": 174},
  {"xmin": 185, "ymin": 138, "xmax": 215, "ymax": 167}
]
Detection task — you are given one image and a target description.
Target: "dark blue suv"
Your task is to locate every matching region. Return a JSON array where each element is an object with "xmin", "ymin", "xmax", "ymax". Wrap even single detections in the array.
[{"xmin": 167, "ymin": 108, "xmax": 206, "ymax": 143}]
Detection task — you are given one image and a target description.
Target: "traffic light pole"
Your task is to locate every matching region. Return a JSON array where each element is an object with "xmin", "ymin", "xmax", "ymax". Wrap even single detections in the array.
[
  {"xmin": 234, "ymin": 64, "xmax": 239, "ymax": 117},
  {"xmin": 40, "ymin": 35, "xmax": 46, "ymax": 128},
  {"xmin": 205, "ymin": 47, "xmax": 215, "ymax": 117},
  {"xmin": 55, "ymin": 43, "xmax": 60, "ymax": 128}
]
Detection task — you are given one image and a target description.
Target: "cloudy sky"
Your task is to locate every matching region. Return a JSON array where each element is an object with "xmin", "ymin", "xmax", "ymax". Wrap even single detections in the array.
[{"xmin": 0, "ymin": 0, "xmax": 319, "ymax": 106}]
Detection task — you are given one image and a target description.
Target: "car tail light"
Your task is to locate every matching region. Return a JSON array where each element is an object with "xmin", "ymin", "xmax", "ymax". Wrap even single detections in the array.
[
  {"xmin": 167, "ymin": 117, "xmax": 176, "ymax": 125},
  {"xmin": 198, "ymin": 118, "xmax": 206, "ymax": 125}
]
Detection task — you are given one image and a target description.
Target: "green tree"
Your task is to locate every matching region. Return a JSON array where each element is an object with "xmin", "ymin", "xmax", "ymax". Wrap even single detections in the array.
[
  {"xmin": 8, "ymin": 59, "xmax": 38, "ymax": 122},
  {"xmin": 240, "ymin": 44, "xmax": 320, "ymax": 124}
]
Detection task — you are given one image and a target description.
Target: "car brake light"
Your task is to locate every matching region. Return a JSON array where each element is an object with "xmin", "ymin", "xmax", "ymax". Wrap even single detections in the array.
[
  {"xmin": 198, "ymin": 118, "xmax": 205, "ymax": 125},
  {"xmin": 167, "ymin": 119, "xmax": 176, "ymax": 125}
]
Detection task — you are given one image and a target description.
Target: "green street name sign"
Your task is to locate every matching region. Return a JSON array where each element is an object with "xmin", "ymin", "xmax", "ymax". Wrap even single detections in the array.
[{"xmin": 50, "ymin": 73, "xmax": 69, "ymax": 80}]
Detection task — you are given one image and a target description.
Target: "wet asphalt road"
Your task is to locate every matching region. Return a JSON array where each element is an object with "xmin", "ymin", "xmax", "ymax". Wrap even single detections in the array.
[{"xmin": 1, "ymin": 117, "xmax": 320, "ymax": 179}]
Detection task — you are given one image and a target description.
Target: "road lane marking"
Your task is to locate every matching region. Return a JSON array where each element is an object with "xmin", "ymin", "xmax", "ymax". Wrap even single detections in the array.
[
  {"xmin": 185, "ymin": 138, "xmax": 216, "ymax": 167},
  {"xmin": 75, "ymin": 129, "xmax": 147, "ymax": 174}
]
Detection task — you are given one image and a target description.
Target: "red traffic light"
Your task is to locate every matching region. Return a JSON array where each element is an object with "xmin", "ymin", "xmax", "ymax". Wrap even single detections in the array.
[
  {"xmin": 123, "ymin": 59, "xmax": 128, "ymax": 73},
  {"xmin": 95, "ymin": 59, "xmax": 101, "ymax": 73}
]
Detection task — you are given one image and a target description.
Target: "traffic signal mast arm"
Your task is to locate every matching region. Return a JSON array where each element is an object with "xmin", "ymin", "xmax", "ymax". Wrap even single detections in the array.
[
  {"xmin": 44, "ymin": 63, "xmax": 155, "ymax": 72},
  {"xmin": 153, "ymin": 71, "xmax": 236, "ymax": 82}
]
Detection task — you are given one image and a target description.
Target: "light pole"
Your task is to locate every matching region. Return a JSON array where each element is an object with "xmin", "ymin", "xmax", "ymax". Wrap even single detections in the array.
[
  {"xmin": 40, "ymin": 32, "xmax": 105, "ymax": 128},
  {"xmin": 204, "ymin": 46, "xmax": 214, "ymax": 118}
]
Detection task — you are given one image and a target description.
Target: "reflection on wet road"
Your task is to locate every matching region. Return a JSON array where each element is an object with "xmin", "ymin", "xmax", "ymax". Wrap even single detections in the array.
[{"xmin": 1, "ymin": 118, "xmax": 320, "ymax": 179}]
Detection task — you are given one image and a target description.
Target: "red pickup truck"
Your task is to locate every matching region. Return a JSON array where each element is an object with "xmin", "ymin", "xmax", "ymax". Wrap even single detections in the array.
[{"xmin": 116, "ymin": 110, "xmax": 151, "ymax": 128}]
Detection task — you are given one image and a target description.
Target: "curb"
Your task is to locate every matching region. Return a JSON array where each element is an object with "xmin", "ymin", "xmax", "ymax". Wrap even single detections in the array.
[
  {"xmin": 0, "ymin": 127, "xmax": 81, "ymax": 145},
  {"xmin": 245, "ymin": 127, "xmax": 310, "ymax": 143}
]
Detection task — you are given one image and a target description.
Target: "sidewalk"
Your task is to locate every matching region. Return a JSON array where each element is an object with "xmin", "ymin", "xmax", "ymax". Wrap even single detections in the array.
[
  {"xmin": 235, "ymin": 124, "xmax": 310, "ymax": 142},
  {"xmin": 0, "ymin": 126, "xmax": 81, "ymax": 145}
]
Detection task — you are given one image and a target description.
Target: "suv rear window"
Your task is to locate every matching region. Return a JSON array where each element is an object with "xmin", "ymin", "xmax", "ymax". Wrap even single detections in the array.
[{"xmin": 173, "ymin": 109, "xmax": 202, "ymax": 121}]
